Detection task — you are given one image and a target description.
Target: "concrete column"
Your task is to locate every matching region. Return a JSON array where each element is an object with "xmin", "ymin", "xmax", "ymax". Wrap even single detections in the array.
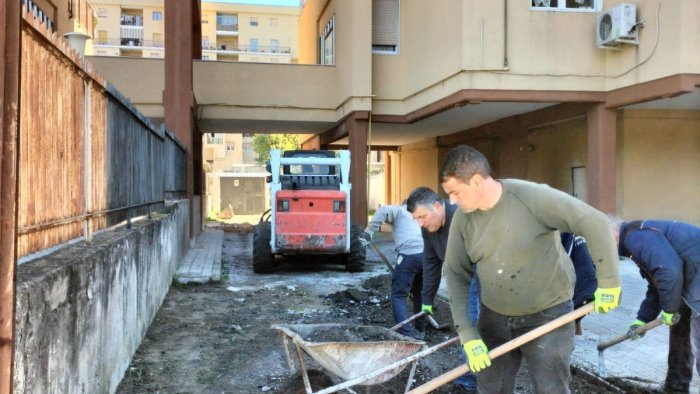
[
  {"xmin": 347, "ymin": 113, "xmax": 368, "ymax": 227},
  {"xmin": 586, "ymin": 103, "xmax": 617, "ymax": 213},
  {"xmin": 301, "ymin": 135, "xmax": 321, "ymax": 150},
  {"xmin": 498, "ymin": 120, "xmax": 528, "ymax": 178},
  {"xmin": 164, "ymin": 1, "xmax": 195, "ymax": 238}
]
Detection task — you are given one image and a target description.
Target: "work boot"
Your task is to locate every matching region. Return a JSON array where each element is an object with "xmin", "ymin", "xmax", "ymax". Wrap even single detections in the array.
[
  {"xmin": 409, "ymin": 330, "xmax": 425, "ymax": 341},
  {"xmin": 452, "ymin": 383, "xmax": 477, "ymax": 394}
]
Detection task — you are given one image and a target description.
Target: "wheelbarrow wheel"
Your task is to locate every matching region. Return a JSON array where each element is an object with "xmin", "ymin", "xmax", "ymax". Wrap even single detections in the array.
[{"xmin": 279, "ymin": 369, "xmax": 334, "ymax": 394}]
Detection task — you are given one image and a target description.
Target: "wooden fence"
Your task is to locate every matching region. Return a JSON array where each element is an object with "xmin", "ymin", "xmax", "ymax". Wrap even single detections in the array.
[{"xmin": 17, "ymin": 9, "xmax": 186, "ymax": 257}]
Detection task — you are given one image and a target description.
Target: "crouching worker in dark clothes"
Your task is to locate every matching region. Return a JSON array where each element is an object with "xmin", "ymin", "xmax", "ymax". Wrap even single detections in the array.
[
  {"xmin": 440, "ymin": 145, "xmax": 621, "ymax": 394},
  {"xmin": 359, "ymin": 204, "xmax": 427, "ymax": 340},
  {"xmin": 610, "ymin": 217, "xmax": 700, "ymax": 394}
]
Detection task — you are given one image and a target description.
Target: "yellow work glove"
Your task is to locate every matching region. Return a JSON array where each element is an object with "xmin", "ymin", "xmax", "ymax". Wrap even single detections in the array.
[
  {"xmin": 463, "ymin": 339, "xmax": 491, "ymax": 373},
  {"xmin": 421, "ymin": 304, "xmax": 433, "ymax": 315},
  {"xmin": 593, "ymin": 287, "xmax": 621, "ymax": 313},
  {"xmin": 661, "ymin": 311, "xmax": 679, "ymax": 326}
]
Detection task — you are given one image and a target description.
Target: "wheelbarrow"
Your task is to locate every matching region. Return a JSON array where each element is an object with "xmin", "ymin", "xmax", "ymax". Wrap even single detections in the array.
[{"xmin": 273, "ymin": 312, "xmax": 461, "ymax": 394}]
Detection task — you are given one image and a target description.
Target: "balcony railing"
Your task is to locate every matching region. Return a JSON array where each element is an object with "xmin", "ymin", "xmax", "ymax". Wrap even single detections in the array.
[
  {"xmin": 120, "ymin": 15, "xmax": 143, "ymax": 26},
  {"xmin": 94, "ymin": 38, "xmax": 164, "ymax": 48},
  {"xmin": 201, "ymin": 44, "xmax": 291, "ymax": 54},
  {"xmin": 216, "ymin": 23, "xmax": 239, "ymax": 32}
]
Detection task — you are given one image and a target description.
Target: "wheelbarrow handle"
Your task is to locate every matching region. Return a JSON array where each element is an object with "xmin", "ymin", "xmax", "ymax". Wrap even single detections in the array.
[
  {"xmin": 597, "ymin": 317, "xmax": 663, "ymax": 351},
  {"xmin": 408, "ymin": 303, "xmax": 594, "ymax": 394}
]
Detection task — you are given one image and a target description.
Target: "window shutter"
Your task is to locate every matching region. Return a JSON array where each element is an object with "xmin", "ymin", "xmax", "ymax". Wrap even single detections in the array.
[{"xmin": 372, "ymin": 0, "xmax": 399, "ymax": 47}]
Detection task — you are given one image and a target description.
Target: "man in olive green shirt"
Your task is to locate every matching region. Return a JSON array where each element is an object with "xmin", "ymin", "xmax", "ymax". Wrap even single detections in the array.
[{"xmin": 441, "ymin": 145, "xmax": 621, "ymax": 394}]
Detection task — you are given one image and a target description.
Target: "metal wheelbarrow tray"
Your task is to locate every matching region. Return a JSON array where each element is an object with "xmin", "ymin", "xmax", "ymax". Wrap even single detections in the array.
[{"xmin": 274, "ymin": 322, "xmax": 461, "ymax": 394}]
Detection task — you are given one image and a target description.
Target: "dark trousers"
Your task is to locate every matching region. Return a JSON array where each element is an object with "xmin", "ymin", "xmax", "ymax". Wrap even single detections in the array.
[
  {"xmin": 391, "ymin": 252, "xmax": 425, "ymax": 336},
  {"xmin": 476, "ymin": 300, "xmax": 575, "ymax": 394},
  {"xmin": 665, "ymin": 302, "xmax": 700, "ymax": 393}
]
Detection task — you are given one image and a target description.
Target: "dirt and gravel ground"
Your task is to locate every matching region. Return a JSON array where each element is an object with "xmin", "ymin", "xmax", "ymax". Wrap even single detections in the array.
[{"xmin": 116, "ymin": 227, "xmax": 658, "ymax": 394}]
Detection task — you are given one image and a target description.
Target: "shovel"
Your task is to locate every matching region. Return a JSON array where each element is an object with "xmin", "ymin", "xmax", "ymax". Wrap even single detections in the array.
[
  {"xmin": 596, "ymin": 317, "xmax": 663, "ymax": 378},
  {"xmin": 368, "ymin": 242, "xmax": 450, "ymax": 331},
  {"xmin": 407, "ymin": 303, "xmax": 595, "ymax": 393}
]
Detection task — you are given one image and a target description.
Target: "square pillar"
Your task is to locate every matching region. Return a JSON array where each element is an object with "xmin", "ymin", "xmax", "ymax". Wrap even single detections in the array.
[
  {"xmin": 587, "ymin": 103, "xmax": 617, "ymax": 213},
  {"xmin": 164, "ymin": 1, "xmax": 196, "ymax": 237},
  {"xmin": 347, "ymin": 113, "xmax": 369, "ymax": 227}
]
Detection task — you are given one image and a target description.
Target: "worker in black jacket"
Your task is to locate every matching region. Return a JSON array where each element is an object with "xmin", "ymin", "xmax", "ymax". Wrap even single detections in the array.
[{"xmin": 611, "ymin": 217, "xmax": 700, "ymax": 394}]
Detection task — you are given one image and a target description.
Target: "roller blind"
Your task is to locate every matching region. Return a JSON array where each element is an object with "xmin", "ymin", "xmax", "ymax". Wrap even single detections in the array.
[{"xmin": 372, "ymin": 0, "xmax": 399, "ymax": 48}]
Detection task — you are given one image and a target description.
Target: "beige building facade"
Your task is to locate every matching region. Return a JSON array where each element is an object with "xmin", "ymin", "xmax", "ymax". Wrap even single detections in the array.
[
  {"xmin": 89, "ymin": 0, "xmax": 299, "ymax": 63},
  {"xmin": 89, "ymin": 0, "xmax": 700, "ymax": 226}
]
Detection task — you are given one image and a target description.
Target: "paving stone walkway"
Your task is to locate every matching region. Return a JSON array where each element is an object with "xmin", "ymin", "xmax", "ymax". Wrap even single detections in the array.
[{"xmin": 173, "ymin": 229, "xmax": 223, "ymax": 284}]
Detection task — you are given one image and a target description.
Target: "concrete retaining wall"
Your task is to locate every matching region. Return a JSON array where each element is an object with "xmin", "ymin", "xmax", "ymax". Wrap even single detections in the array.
[{"xmin": 13, "ymin": 200, "xmax": 189, "ymax": 394}]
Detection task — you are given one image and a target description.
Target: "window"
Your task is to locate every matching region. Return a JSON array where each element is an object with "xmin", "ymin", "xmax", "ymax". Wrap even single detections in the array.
[
  {"xmin": 152, "ymin": 33, "xmax": 162, "ymax": 47},
  {"xmin": 152, "ymin": 11, "xmax": 162, "ymax": 21},
  {"xmin": 270, "ymin": 39, "xmax": 279, "ymax": 53},
  {"xmin": 201, "ymin": 36, "xmax": 209, "ymax": 49},
  {"xmin": 270, "ymin": 17, "xmax": 279, "ymax": 27},
  {"xmin": 207, "ymin": 134, "xmax": 224, "ymax": 144},
  {"xmin": 319, "ymin": 15, "xmax": 335, "ymax": 65},
  {"xmin": 217, "ymin": 13, "xmax": 238, "ymax": 31},
  {"xmin": 250, "ymin": 17, "xmax": 258, "ymax": 26},
  {"xmin": 531, "ymin": 0, "xmax": 600, "ymax": 12},
  {"xmin": 202, "ymin": 55, "xmax": 209, "ymax": 60},
  {"xmin": 243, "ymin": 144, "xmax": 252, "ymax": 153},
  {"xmin": 372, "ymin": 0, "xmax": 399, "ymax": 53},
  {"xmin": 250, "ymin": 38, "xmax": 259, "ymax": 52},
  {"xmin": 226, "ymin": 144, "xmax": 235, "ymax": 151},
  {"xmin": 97, "ymin": 30, "xmax": 108, "ymax": 45}
]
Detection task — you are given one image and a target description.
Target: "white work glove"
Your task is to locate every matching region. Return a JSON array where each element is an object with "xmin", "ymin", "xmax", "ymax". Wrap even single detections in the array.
[{"xmin": 358, "ymin": 231, "xmax": 371, "ymax": 247}]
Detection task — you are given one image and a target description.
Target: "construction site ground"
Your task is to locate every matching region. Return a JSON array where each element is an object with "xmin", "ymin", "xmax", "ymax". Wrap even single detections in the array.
[{"xmin": 116, "ymin": 223, "xmax": 697, "ymax": 393}]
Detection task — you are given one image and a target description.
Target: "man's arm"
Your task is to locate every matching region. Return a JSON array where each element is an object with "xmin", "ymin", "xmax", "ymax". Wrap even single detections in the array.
[
  {"xmin": 637, "ymin": 281, "xmax": 662, "ymax": 323},
  {"xmin": 628, "ymin": 231, "xmax": 684, "ymax": 315},
  {"xmin": 444, "ymin": 212, "xmax": 477, "ymax": 343},
  {"xmin": 523, "ymin": 184, "xmax": 620, "ymax": 289},
  {"xmin": 569, "ymin": 235, "xmax": 598, "ymax": 307},
  {"xmin": 365, "ymin": 205, "xmax": 399, "ymax": 235},
  {"xmin": 421, "ymin": 238, "xmax": 443, "ymax": 307}
]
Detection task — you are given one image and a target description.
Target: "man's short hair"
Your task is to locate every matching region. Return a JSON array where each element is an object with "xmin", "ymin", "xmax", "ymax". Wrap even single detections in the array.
[
  {"xmin": 440, "ymin": 145, "xmax": 492, "ymax": 183},
  {"xmin": 406, "ymin": 187, "xmax": 441, "ymax": 213}
]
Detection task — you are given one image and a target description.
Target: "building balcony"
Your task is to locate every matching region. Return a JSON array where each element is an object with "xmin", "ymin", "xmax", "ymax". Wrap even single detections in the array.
[
  {"xmin": 216, "ymin": 24, "xmax": 239, "ymax": 35},
  {"xmin": 94, "ymin": 38, "xmax": 164, "ymax": 49},
  {"xmin": 201, "ymin": 44, "xmax": 291, "ymax": 55}
]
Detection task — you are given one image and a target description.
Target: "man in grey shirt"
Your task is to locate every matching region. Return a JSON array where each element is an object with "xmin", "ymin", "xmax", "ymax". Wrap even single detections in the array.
[{"xmin": 360, "ymin": 204, "xmax": 426, "ymax": 339}]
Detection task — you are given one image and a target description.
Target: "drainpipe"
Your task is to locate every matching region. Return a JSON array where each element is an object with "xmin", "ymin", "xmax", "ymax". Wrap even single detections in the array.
[{"xmin": 503, "ymin": 0, "xmax": 508, "ymax": 68}]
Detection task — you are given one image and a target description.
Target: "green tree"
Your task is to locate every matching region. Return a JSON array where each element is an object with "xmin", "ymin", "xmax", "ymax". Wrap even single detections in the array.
[{"xmin": 252, "ymin": 134, "xmax": 300, "ymax": 164}]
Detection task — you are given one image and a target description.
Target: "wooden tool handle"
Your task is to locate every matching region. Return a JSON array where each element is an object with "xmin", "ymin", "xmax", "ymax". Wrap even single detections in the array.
[
  {"xmin": 408, "ymin": 303, "xmax": 594, "ymax": 393},
  {"xmin": 596, "ymin": 317, "xmax": 663, "ymax": 351}
]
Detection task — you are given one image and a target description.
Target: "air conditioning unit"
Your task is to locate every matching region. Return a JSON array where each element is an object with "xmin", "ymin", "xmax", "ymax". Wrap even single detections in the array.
[{"xmin": 596, "ymin": 3, "xmax": 639, "ymax": 49}]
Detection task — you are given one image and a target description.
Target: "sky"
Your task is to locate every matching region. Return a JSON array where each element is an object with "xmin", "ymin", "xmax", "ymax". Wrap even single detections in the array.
[{"xmin": 205, "ymin": 0, "xmax": 300, "ymax": 7}]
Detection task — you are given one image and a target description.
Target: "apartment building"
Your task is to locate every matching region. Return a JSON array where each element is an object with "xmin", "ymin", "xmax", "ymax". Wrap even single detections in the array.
[
  {"xmin": 89, "ymin": 0, "xmax": 700, "ymax": 227},
  {"xmin": 89, "ymin": 0, "xmax": 299, "ymax": 63}
]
